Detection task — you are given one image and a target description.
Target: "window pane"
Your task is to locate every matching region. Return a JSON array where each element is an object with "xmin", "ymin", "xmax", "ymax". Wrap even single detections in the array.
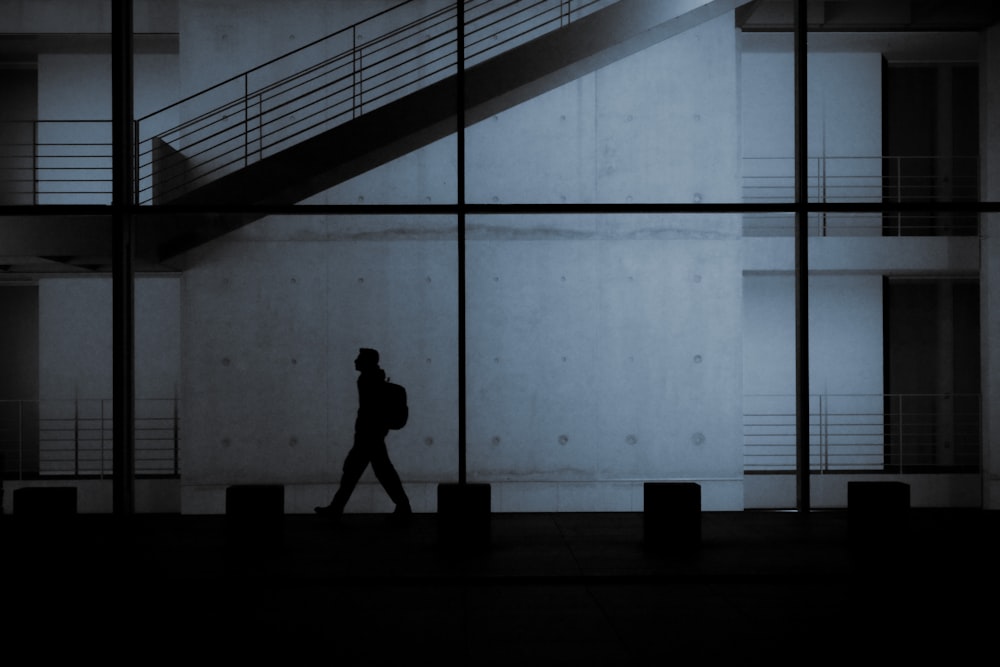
[
  {"xmin": 466, "ymin": 213, "xmax": 743, "ymax": 509},
  {"xmin": 171, "ymin": 214, "xmax": 458, "ymax": 512},
  {"xmin": 466, "ymin": 6, "xmax": 741, "ymax": 205}
]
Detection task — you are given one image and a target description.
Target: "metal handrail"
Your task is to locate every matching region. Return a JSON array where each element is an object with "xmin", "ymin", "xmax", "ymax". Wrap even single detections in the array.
[
  {"xmin": 0, "ymin": 119, "xmax": 113, "ymax": 205},
  {"xmin": 0, "ymin": 398, "xmax": 179, "ymax": 480},
  {"xmin": 744, "ymin": 155, "xmax": 980, "ymax": 202},
  {"xmin": 136, "ymin": 0, "xmax": 422, "ymax": 124},
  {"xmin": 135, "ymin": 0, "xmax": 614, "ymax": 204},
  {"xmin": 744, "ymin": 393, "xmax": 981, "ymax": 473},
  {"xmin": 743, "ymin": 155, "xmax": 980, "ymax": 236}
]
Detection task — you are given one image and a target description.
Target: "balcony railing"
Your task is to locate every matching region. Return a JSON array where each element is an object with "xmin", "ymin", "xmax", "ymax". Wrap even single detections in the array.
[
  {"xmin": 743, "ymin": 155, "xmax": 980, "ymax": 236},
  {"xmin": 744, "ymin": 393, "xmax": 981, "ymax": 473},
  {"xmin": 0, "ymin": 120, "xmax": 113, "ymax": 205},
  {"xmin": 0, "ymin": 398, "xmax": 179, "ymax": 480}
]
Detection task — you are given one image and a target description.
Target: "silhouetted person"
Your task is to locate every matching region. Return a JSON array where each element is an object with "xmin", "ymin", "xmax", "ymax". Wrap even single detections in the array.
[{"xmin": 315, "ymin": 348, "xmax": 412, "ymax": 520}]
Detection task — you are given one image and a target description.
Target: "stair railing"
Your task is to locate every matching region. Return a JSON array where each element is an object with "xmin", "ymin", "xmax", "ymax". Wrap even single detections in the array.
[{"xmin": 135, "ymin": 0, "xmax": 615, "ymax": 205}]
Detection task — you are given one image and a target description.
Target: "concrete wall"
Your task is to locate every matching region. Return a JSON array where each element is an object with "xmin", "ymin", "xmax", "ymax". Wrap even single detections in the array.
[
  {"xmin": 466, "ymin": 8, "xmax": 742, "ymax": 204},
  {"xmin": 465, "ymin": 225, "xmax": 743, "ymax": 511},
  {"xmin": 175, "ymin": 9, "xmax": 744, "ymax": 513},
  {"xmin": 39, "ymin": 276, "xmax": 180, "ymax": 401}
]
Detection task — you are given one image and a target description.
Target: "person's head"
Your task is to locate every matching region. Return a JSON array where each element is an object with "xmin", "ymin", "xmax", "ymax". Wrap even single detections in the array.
[{"xmin": 355, "ymin": 347, "xmax": 380, "ymax": 371}]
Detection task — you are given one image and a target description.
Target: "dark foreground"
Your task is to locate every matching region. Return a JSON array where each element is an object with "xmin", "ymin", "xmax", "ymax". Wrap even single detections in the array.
[{"xmin": 2, "ymin": 510, "xmax": 997, "ymax": 664}]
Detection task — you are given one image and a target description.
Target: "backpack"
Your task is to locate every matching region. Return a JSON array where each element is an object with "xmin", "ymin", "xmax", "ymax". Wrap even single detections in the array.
[{"xmin": 381, "ymin": 378, "xmax": 408, "ymax": 430}]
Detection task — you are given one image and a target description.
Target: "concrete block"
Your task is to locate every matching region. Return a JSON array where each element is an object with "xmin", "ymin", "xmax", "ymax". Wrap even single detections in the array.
[
  {"xmin": 437, "ymin": 483, "xmax": 491, "ymax": 550},
  {"xmin": 13, "ymin": 487, "xmax": 78, "ymax": 515},
  {"xmin": 643, "ymin": 482, "xmax": 701, "ymax": 550}
]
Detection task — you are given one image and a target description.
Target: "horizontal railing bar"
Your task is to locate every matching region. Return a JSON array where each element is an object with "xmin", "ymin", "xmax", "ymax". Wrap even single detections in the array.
[
  {"xmin": 2, "ymin": 397, "xmax": 178, "ymax": 479},
  {"xmin": 251, "ymin": 40, "xmax": 455, "ymax": 139},
  {"xmin": 144, "ymin": 30, "xmax": 455, "ymax": 187},
  {"xmin": 168, "ymin": 8, "xmax": 450, "ymax": 144},
  {"xmin": 135, "ymin": 0, "xmax": 426, "ymax": 122},
  {"xmin": 466, "ymin": 2, "xmax": 561, "ymax": 56},
  {"xmin": 467, "ymin": 1, "xmax": 597, "ymax": 61},
  {"xmin": 146, "ymin": 38, "xmax": 461, "ymax": 199},
  {"xmin": 360, "ymin": 8, "xmax": 457, "ymax": 66},
  {"xmin": 143, "ymin": 5, "xmax": 454, "ymax": 148},
  {"xmin": 134, "ymin": 0, "xmax": 618, "ymax": 203}
]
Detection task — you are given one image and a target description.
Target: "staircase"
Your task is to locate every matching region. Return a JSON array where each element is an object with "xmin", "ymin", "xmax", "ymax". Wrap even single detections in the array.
[
  {"xmin": 0, "ymin": 0, "xmax": 741, "ymax": 271},
  {"xmin": 137, "ymin": 0, "xmax": 741, "ymax": 262}
]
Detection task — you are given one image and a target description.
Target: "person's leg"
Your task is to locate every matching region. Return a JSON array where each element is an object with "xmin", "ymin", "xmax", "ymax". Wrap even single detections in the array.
[
  {"xmin": 369, "ymin": 440, "xmax": 411, "ymax": 513},
  {"xmin": 316, "ymin": 442, "xmax": 370, "ymax": 515}
]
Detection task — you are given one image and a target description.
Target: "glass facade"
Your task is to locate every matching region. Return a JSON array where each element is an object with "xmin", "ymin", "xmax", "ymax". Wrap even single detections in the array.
[{"xmin": 1, "ymin": 1, "xmax": 997, "ymax": 512}]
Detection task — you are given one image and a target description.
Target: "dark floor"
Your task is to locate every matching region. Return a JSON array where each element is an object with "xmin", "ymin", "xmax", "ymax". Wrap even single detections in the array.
[{"xmin": 3, "ymin": 509, "xmax": 997, "ymax": 664}]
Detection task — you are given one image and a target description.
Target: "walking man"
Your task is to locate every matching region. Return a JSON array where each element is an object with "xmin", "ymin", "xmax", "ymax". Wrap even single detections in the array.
[{"xmin": 316, "ymin": 348, "xmax": 412, "ymax": 519}]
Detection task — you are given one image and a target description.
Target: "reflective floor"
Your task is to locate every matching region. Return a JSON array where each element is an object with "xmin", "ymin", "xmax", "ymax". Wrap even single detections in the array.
[{"xmin": 3, "ymin": 509, "xmax": 996, "ymax": 663}]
